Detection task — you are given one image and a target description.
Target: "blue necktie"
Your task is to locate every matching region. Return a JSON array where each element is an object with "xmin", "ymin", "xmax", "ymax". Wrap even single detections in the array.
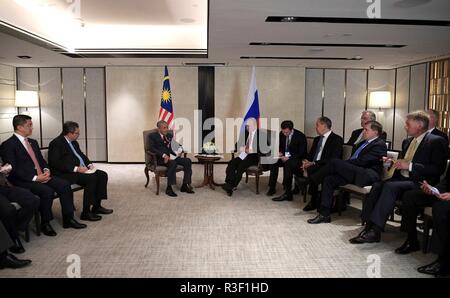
[
  {"xmin": 350, "ymin": 140, "xmax": 369, "ymax": 160},
  {"xmin": 68, "ymin": 141, "xmax": 86, "ymax": 167},
  {"xmin": 313, "ymin": 136, "xmax": 324, "ymax": 161}
]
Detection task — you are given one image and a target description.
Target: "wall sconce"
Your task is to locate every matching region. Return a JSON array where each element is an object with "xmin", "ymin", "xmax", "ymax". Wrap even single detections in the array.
[
  {"xmin": 15, "ymin": 90, "xmax": 39, "ymax": 113},
  {"xmin": 369, "ymin": 91, "xmax": 391, "ymax": 110}
]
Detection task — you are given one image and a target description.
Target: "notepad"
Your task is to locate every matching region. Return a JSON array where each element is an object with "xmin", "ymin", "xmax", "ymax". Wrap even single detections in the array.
[{"xmin": 84, "ymin": 168, "xmax": 97, "ymax": 174}]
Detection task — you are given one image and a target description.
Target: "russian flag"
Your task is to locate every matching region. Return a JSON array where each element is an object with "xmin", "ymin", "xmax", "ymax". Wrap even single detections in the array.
[{"xmin": 242, "ymin": 66, "xmax": 260, "ymax": 128}]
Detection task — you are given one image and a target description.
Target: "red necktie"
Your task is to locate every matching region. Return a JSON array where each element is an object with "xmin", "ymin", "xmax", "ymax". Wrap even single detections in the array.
[{"xmin": 24, "ymin": 138, "xmax": 43, "ymax": 175}]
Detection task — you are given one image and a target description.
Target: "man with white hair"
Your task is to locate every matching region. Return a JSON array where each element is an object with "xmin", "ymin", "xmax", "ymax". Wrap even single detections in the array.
[{"xmin": 347, "ymin": 110, "xmax": 387, "ymax": 145}]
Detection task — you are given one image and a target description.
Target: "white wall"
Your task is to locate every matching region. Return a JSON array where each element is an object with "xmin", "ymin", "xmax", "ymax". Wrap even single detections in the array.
[{"xmin": 0, "ymin": 64, "xmax": 16, "ymax": 143}]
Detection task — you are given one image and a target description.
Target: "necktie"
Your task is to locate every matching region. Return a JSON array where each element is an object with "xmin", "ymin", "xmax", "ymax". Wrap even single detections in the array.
[
  {"xmin": 386, "ymin": 138, "xmax": 418, "ymax": 179},
  {"xmin": 313, "ymin": 136, "xmax": 324, "ymax": 161},
  {"xmin": 403, "ymin": 138, "xmax": 418, "ymax": 162},
  {"xmin": 24, "ymin": 138, "xmax": 43, "ymax": 175},
  {"xmin": 350, "ymin": 140, "xmax": 369, "ymax": 160},
  {"xmin": 68, "ymin": 141, "xmax": 86, "ymax": 167}
]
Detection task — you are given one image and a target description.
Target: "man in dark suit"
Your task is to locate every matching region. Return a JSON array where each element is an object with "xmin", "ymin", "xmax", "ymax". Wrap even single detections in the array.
[
  {"xmin": 223, "ymin": 118, "xmax": 262, "ymax": 197},
  {"xmin": 427, "ymin": 109, "xmax": 449, "ymax": 144},
  {"xmin": 270, "ymin": 120, "xmax": 307, "ymax": 201},
  {"xmin": 347, "ymin": 110, "xmax": 387, "ymax": 145},
  {"xmin": 350, "ymin": 111, "xmax": 447, "ymax": 244},
  {"xmin": 0, "ymin": 161, "xmax": 39, "ymax": 254},
  {"xmin": 0, "ymin": 115, "xmax": 86, "ymax": 237},
  {"xmin": 48, "ymin": 121, "xmax": 113, "ymax": 222},
  {"xmin": 148, "ymin": 120, "xmax": 194, "ymax": 197},
  {"xmin": 0, "ymin": 221, "xmax": 31, "ymax": 269},
  {"xmin": 307, "ymin": 121, "xmax": 387, "ymax": 224},
  {"xmin": 301, "ymin": 117, "xmax": 343, "ymax": 211}
]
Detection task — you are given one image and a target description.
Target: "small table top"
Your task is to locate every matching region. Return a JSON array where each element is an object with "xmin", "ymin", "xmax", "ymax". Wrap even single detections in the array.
[{"xmin": 195, "ymin": 154, "xmax": 223, "ymax": 162}]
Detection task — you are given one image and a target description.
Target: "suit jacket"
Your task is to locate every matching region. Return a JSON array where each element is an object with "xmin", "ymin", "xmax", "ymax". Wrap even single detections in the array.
[
  {"xmin": 347, "ymin": 137, "xmax": 387, "ymax": 176},
  {"xmin": 430, "ymin": 128, "xmax": 449, "ymax": 144},
  {"xmin": 0, "ymin": 135, "xmax": 48, "ymax": 184},
  {"xmin": 278, "ymin": 129, "xmax": 307, "ymax": 160},
  {"xmin": 347, "ymin": 128, "xmax": 387, "ymax": 146},
  {"xmin": 148, "ymin": 131, "xmax": 178, "ymax": 164},
  {"xmin": 48, "ymin": 134, "xmax": 91, "ymax": 179},
  {"xmin": 436, "ymin": 166, "xmax": 450, "ymax": 193},
  {"xmin": 234, "ymin": 129, "xmax": 266, "ymax": 156},
  {"xmin": 307, "ymin": 132, "xmax": 343, "ymax": 165},
  {"xmin": 397, "ymin": 133, "xmax": 447, "ymax": 185}
]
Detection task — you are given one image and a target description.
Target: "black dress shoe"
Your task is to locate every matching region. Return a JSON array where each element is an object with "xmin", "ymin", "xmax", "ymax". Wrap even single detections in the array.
[
  {"xmin": 418, "ymin": 259, "xmax": 443, "ymax": 276},
  {"xmin": 395, "ymin": 240, "xmax": 420, "ymax": 255},
  {"xmin": 0, "ymin": 254, "xmax": 32, "ymax": 269},
  {"xmin": 222, "ymin": 184, "xmax": 233, "ymax": 196},
  {"xmin": 80, "ymin": 212, "xmax": 102, "ymax": 221},
  {"xmin": 180, "ymin": 184, "xmax": 195, "ymax": 194},
  {"xmin": 349, "ymin": 228, "xmax": 380, "ymax": 244},
  {"xmin": 302, "ymin": 202, "xmax": 317, "ymax": 212},
  {"xmin": 266, "ymin": 188, "xmax": 276, "ymax": 196},
  {"xmin": 9, "ymin": 238, "xmax": 25, "ymax": 254},
  {"xmin": 307, "ymin": 214, "xmax": 331, "ymax": 224},
  {"xmin": 272, "ymin": 193, "xmax": 293, "ymax": 202},
  {"xmin": 166, "ymin": 187, "xmax": 178, "ymax": 197},
  {"xmin": 92, "ymin": 206, "xmax": 113, "ymax": 215},
  {"xmin": 41, "ymin": 222, "xmax": 57, "ymax": 237},
  {"xmin": 63, "ymin": 218, "xmax": 87, "ymax": 229}
]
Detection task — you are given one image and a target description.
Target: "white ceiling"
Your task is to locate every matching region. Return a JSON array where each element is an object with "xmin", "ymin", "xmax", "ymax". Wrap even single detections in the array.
[{"xmin": 1, "ymin": 0, "xmax": 450, "ymax": 68}]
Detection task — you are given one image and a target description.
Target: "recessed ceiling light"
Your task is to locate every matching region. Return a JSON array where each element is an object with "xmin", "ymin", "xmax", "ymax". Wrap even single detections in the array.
[
  {"xmin": 17, "ymin": 55, "xmax": 32, "ymax": 59},
  {"xmin": 342, "ymin": 33, "xmax": 353, "ymax": 37},
  {"xmin": 281, "ymin": 17, "xmax": 296, "ymax": 22},
  {"xmin": 180, "ymin": 18, "xmax": 196, "ymax": 23},
  {"xmin": 324, "ymin": 33, "xmax": 338, "ymax": 38},
  {"xmin": 309, "ymin": 48, "xmax": 325, "ymax": 52}
]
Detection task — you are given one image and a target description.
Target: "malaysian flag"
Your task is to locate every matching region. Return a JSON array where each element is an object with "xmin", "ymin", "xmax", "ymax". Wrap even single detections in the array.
[{"xmin": 158, "ymin": 66, "xmax": 174, "ymax": 129}]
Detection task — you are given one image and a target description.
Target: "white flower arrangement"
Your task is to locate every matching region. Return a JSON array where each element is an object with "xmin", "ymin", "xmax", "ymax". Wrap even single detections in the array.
[{"xmin": 202, "ymin": 141, "xmax": 216, "ymax": 154}]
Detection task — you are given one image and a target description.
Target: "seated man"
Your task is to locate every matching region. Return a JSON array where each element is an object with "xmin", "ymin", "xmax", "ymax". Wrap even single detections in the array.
[
  {"xmin": 301, "ymin": 116, "xmax": 343, "ymax": 211},
  {"xmin": 269, "ymin": 120, "xmax": 307, "ymax": 201},
  {"xmin": 350, "ymin": 111, "xmax": 447, "ymax": 244},
  {"xmin": 0, "ymin": 162, "xmax": 39, "ymax": 254},
  {"xmin": 222, "ymin": 118, "xmax": 262, "ymax": 197},
  {"xmin": 0, "ymin": 115, "xmax": 86, "ymax": 237},
  {"xmin": 0, "ymin": 221, "xmax": 31, "ymax": 270},
  {"xmin": 148, "ymin": 120, "xmax": 194, "ymax": 197},
  {"xmin": 306, "ymin": 121, "xmax": 387, "ymax": 224},
  {"xmin": 347, "ymin": 110, "xmax": 387, "ymax": 145},
  {"xmin": 398, "ymin": 166, "xmax": 449, "ymax": 256},
  {"xmin": 48, "ymin": 121, "xmax": 113, "ymax": 222}
]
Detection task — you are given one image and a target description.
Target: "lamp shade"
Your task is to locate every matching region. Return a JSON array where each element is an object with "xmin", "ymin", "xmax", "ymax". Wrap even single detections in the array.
[
  {"xmin": 15, "ymin": 90, "xmax": 39, "ymax": 107},
  {"xmin": 369, "ymin": 91, "xmax": 391, "ymax": 109}
]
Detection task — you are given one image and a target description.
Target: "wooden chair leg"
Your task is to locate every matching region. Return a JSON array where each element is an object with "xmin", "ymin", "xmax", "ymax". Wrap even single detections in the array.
[
  {"xmin": 255, "ymin": 174, "xmax": 260, "ymax": 194},
  {"xmin": 24, "ymin": 224, "xmax": 30, "ymax": 243},
  {"xmin": 144, "ymin": 167, "xmax": 150, "ymax": 188},
  {"xmin": 303, "ymin": 184, "xmax": 308, "ymax": 203},
  {"xmin": 337, "ymin": 191, "xmax": 344, "ymax": 216},
  {"xmin": 34, "ymin": 211, "xmax": 41, "ymax": 236},
  {"xmin": 422, "ymin": 217, "xmax": 432, "ymax": 254},
  {"xmin": 156, "ymin": 175, "xmax": 160, "ymax": 195}
]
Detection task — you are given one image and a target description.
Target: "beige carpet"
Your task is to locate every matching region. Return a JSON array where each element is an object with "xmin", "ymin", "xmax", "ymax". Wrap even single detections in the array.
[{"xmin": 0, "ymin": 163, "xmax": 436, "ymax": 278}]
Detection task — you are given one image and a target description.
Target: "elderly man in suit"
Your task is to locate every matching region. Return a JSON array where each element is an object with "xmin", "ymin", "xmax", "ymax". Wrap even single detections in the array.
[
  {"xmin": 0, "ymin": 115, "xmax": 86, "ymax": 237},
  {"xmin": 306, "ymin": 120, "xmax": 387, "ymax": 224},
  {"xmin": 0, "ymin": 221, "xmax": 31, "ymax": 269},
  {"xmin": 350, "ymin": 111, "xmax": 447, "ymax": 244},
  {"xmin": 268, "ymin": 120, "xmax": 307, "ymax": 201},
  {"xmin": 0, "ymin": 161, "xmax": 39, "ymax": 254},
  {"xmin": 148, "ymin": 120, "xmax": 194, "ymax": 197},
  {"xmin": 223, "ymin": 118, "xmax": 264, "ymax": 197},
  {"xmin": 300, "ymin": 116, "xmax": 343, "ymax": 211},
  {"xmin": 347, "ymin": 110, "xmax": 387, "ymax": 145},
  {"xmin": 48, "ymin": 121, "xmax": 113, "ymax": 222}
]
